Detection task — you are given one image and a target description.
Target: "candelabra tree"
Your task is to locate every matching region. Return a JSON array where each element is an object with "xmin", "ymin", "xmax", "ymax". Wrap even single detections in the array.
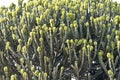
[{"xmin": 0, "ymin": 0, "xmax": 120, "ymax": 80}]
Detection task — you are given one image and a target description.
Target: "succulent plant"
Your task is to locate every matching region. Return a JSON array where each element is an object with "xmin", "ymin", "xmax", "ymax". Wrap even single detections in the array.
[{"xmin": 0, "ymin": 0, "xmax": 120, "ymax": 80}]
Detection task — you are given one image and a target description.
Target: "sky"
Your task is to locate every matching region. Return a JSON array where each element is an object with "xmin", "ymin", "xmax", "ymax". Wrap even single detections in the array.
[
  {"xmin": 0, "ymin": 0, "xmax": 28, "ymax": 7},
  {"xmin": 113, "ymin": 0, "xmax": 120, "ymax": 2},
  {"xmin": 0, "ymin": 0, "xmax": 120, "ymax": 7}
]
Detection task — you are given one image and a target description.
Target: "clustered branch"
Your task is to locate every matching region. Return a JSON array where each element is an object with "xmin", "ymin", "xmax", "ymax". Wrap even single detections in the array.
[{"xmin": 0, "ymin": 0, "xmax": 120, "ymax": 80}]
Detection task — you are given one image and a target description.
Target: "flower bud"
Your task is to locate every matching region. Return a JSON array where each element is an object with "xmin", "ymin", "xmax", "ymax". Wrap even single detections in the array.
[
  {"xmin": 45, "ymin": 56, "xmax": 50, "ymax": 62},
  {"xmin": 5, "ymin": 42, "xmax": 10, "ymax": 50},
  {"xmin": 85, "ymin": 22, "xmax": 89, "ymax": 27},
  {"xmin": 90, "ymin": 16, "xmax": 93, "ymax": 21},
  {"xmin": 119, "ymin": 24, "xmax": 120, "ymax": 28},
  {"xmin": 98, "ymin": 50, "xmax": 103, "ymax": 56},
  {"xmin": 102, "ymin": 24, "xmax": 106, "ymax": 28},
  {"xmin": 106, "ymin": 15, "xmax": 110, "ymax": 21},
  {"xmin": 113, "ymin": 16, "xmax": 119, "ymax": 25},
  {"xmin": 26, "ymin": 12, "xmax": 30, "ymax": 18},
  {"xmin": 87, "ymin": 44, "xmax": 90, "ymax": 49},
  {"xmin": 115, "ymin": 35, "xmax": 119, "ymax": 40},
  {"xmin": 17, "ymin": 45, "xmax": 22, "ymax": 52},
  {"xmin": 36, "ymin": 17, "xmax": 41, "ymax": 25},
  {"xmin": 89, "ymin": 39, "xmax": 92, "ymax": 44},
  {"xmin": 12, "ymin": 11, "xmax": 17, "ymax": 17},
  {"xmin": 93, "ymin": 18, "xmax": 97, "ymax": 23},
  {"xmin": 27, "ymin": 37, "xmax": 33, "ymax": 46},
  {"xmin": 66, "ymin": 39, "xmax": 70, "ymax": 44},
  {"xmin": 29, "ymin": 32, "xmax": 35, "ymax": 38},
  {"xmin": 73, "ymin": 21, "xmax": 78, "ymax": 28},
  {"xmin": 82, "ymin": 47, "xmax": 86, "ymax": 51},
  {"xmin": 64, "ymin": 26, "xmax": 68, "ymax": 31},
  {"xmin": 31, "ymin": 66, "xmax": 35, "ymax": 72},
  {"xmin": 75, "ymin": 39, "xmax": 78, "ymax": 43},
  {"xmin": 20, "ymin": 69, "xmax": 24, "ymax": 74},
  {"xmin": 49, "ymin": 27, "xmax": 52, "ymax": 32},
  {"xmin": 78, "ymin": 39, "xmax": 83, "ymax": 45},
  {"xmin": 10, "ymin": 74, "xmax": 17, "ymax": 80},
  {"xmin": 59, "ymin": 27, "xmax": 63, "ymax": 31},
  {"xmin": 117, "ymin": 40, "xmax": 120, "ymax": 47},
  {"xmin": 40, "ymin": 30, "xmax": 44, "ymax": 35},
  {"xmin": 22, "ymin": 46, "xmax": 28, "ymax": 54},
  {"xmin": 106, "ymin": 7, "xmax": 110, "ymax": 13},
  {"xmin": 39, "ymin": 37, "xmax": 44, "ymax": 42},
  {"xmin": 64, "ymin": 47, "xmax": 68, "ymax": 52},
  {"xmin": 37, "ymin": 46, "xmax": 42, "ymax": 52},
  {"xmin": 83, "ymin": 39, "xmax": 87, "ymax": 44},
  {"xmin": 16, "ymin": 6, "xmax": 21, "ymax": 13},
  {"xmin": 90, "ymin": 46, "xmax": 93, "ymax": 51},
  {"xmin": 99, "ymin": 16, "xmax": 105, "ymax": 21},
  {"xmin": 50, "ymin": 19, "xmax": 54, "ymax": 27},
  {"xmin": 21, "ymin": 28, "xmax": 26, "ymax": 35},
  {"xmin": 108, "ymin": 23, "xmax": 111, "ymax": 27},
  {"xmin": 34, "ymin": 70, "xmax": 39, "ymax": 76},
  {"xmin": 38, "ymin": 5, "xmax": 43, "ymax": 11},
  {"xmin": 44, "ymin": 72, "xmax": 47, "ymax": 78},
  {"xmin": 70, "ymin": 39, "xmax": 74, "ymax": 44},
  {"xmin": 4, "ymin": 66, "xmax": 8, "ymax": 72},
  {"xmin": 107, "ymin": 45, "xmax": 110, "ymax": 50},
  {"xmin": 23, "ymin": 72, "xmax": 28, "ymax": 79},
  {"xmin": 107, "ymin": 52, "xmax": 111, "ymax": 59},
  {"xmin": 18, "ymin": 39, "xmax": 22, "ymax": 44},
  {"xmin": 12, "ymin": 34, "xmax": 16, "ymax": 40},
  {"xmin": 42, "ymin": 24, "xmax": 48, "ymax": 32},
  {"xmin": 81, "ymin": 16, "xmax": 85, "ymax": 21},
  {"xmin": 99, "ymin": 3, "xmax": 104, "ymax": 9},
  {"xmin": 111, "ymin": 42, "xmax": 115, "ymax": 49},
  {"xmin": 61, "ymin": 66, "xmax": 64, "ymax": 71},
  {"xmin": 66, "ymin": 12, "xmax": 75, "ymax": 20},
  {"xmin": 10, "ymin": 26, "xmax": 13, "ymax": 31},
  {"xmin": 20, "ymin": 58, "xmax": 24, "ymax": 64},
  {"xmin": 108, "ymin": 70, "xmax": 114, "ymax": 77},
  {"xmin": 52, "ymin": 27, "xmax": 56, "ymax": 33},
  {"xmin": 112, "ymin": 29, "xmax": 115, "ymax": 33},
  {"xmin": 2, "ymin": 29, "xmax": 5, "ymax": 34},
  {"xmin": 94, "ymin": 41, "xmax": 97, "ymax": 46},
  {"xmin": 107, "ymin": 35, "xmax": 111, "ymax": 39}
]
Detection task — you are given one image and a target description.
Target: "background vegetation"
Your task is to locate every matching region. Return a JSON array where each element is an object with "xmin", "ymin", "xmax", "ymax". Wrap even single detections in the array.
[{"xmin": 0, "ymin": 0, "xmax": 120, "ymax": 80}]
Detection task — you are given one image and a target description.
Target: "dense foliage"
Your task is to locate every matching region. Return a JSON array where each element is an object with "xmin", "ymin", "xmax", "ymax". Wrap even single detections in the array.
[{"xmin": 0, "ymin": 0, "xmax": 120, "ymax": 80}]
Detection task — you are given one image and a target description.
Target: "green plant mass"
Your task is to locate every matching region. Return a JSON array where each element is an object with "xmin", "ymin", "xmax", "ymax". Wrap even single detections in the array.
[{"xmin": 0, "ymin": 0, "xmax": 120, "ymax": 80}]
